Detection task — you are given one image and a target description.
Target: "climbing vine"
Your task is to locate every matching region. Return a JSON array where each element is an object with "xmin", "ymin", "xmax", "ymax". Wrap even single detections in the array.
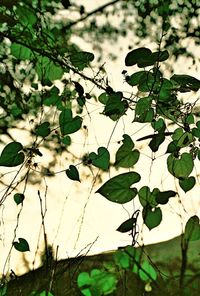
[{"xmin": 0, "ymin": 0, "xmax": 200, "ymax": 295}]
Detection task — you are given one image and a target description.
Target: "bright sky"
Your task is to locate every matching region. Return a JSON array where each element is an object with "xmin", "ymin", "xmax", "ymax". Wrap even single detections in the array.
[{"xmin": 0, "ymin": 0, "xmax": 200, "ymax": 276}]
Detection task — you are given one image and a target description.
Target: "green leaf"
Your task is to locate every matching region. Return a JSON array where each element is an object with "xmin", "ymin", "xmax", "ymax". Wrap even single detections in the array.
[
  {"xmin": 115, "ymin": 134, "xmax": 140, "ymax": 168},
  {"xmin": 137, "ymin": 72, "xmax": 155, "ymax": 92},
  {"xmin": 11, "ymin": 43, "xmax": 33, "ymax": 60},
  {"xmin": 77, "ymin": 269, "xmax": 117, "ymax": 295},
  {"xmin": 192, "ymin": 121, "xmax": 200, "ymax": 138},
  {"xmin": 96, "ymin": 172, "xmax": 141, "ymax": 204},
  {"xmin": 138, "ymin": 186, "xmax": 158, "ymax": 207},
  {"xmin": 16, "ymin": 5, "xmax": 37, "ymax": 26},
  {"xmin": 89, "ymin": 147, "xmax": 110, "ymax": 171},
  {"xmin": 116, "ymin": 217, "xmax": 136, "ymax": 233},
  {"xmin": 35, "ymin": 122, "xmax": 50, "ymax": 138},
  {"xmin": 61, "ymin": 136, "xmax": 71, "ymax": 146},
  {"xmin": 151, "ymin": 118, "xmax": 166, "ymax": 132},
  {"xmin": 69, "ymin": 51, "xmax": 94, "ymax": 70},
  {"xmin": 77, "ymin": 271, "xmax": 92, "ymax": 288},
  {"xmin": 113, "ymin": 251, "xmax": 130, "ymax": 269},
  {"xmin": 142, "ymin": 206, "xmax": 162, "ymax": 230},
  {"xmin": 90, "ymin": 269, "xmax": 117, "ymax": 295},
  {"xmin": 0, "ymin": 284, "xmax": 7, "ymax": 296},
  {"xmin": 172, "ymin": 128, "xmax": 193, "ymax": 148},
  {"xmin": 43, "ymin": 86, "xmax": 60, "ymax": 107},
  {"xmin": 151, "ymin": 50, "xmax": 169, "ymax": 62},
  {"xmin": 14, "ymin": 193, "xmax": 25, "ymax": 205},
  {"xmin": 166, "ymin": 140, "xmax": 179, "ymax": 154},
  {"xmin": 148, "ymin": 132, "xmax": 165, "ymax": 152},
  {"xmin": 179, "ymin": 177, "xmax": 196, "ymax": 193},
  {"xmin": 139, "ymin": 261, "xmax": 157, "ymax": 281},
  {"xmin": 125, "ymin": 47, "xmax": 152, "ymax": 66},
  {"xmin": 138, "ymin": 50, "xmax": 169, "ymax": 68},
  {"xmin": 36, "ymin": 56, "xmax": 64, "ymax": 81},
  {"xmin": 125, "ymin": 48, "xmax": 169, "ymax": 68},
  {"xmin": 59, "ymin": 109, "xmax": 82, "ymax": 135},
  {"xmin": 155, "ymin": 190, "xmax": 176, "ymax": 205},
  {"xmin": 98, "ymin": 92, "xmax": 109, "ymax": 105},
  {"xmin": 126, "ymin": 71, "xmax": 146, "ymax": 86},
  {"xmin": 158, "ymin": 79, "xmax": 173, "ymax": 101},
  {"xmin": 171, "ymin": 74, "xmax": 200, "ymax": 92},
  {"xmin": 184, "ymin": 216, "xmax": 200, "ymax": 242},
  {"xmin": 167, "ymin": 153, "xmax": 194, "ymax": 179},
  {"xmin": 103, "ymin": 92, "xmax": 126, "ymax": 120},
  {"xmin": 66, "ymin": 165, "xmax": 80, "ymax": 182},
  {"xmin": 134, "ymin": 97, "xmax": 154, "ymax": 123},
  {"xmin": 0, "ymin": 142, "xmax": 24, "ymax": 167},
  {"xmin": 13, "ymin": 238, "xmax": 30, "ymax": 252}
]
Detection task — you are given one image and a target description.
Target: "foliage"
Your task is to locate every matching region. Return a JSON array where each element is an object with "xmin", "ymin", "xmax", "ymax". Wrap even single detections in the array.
[{"xmin": 0, "ymin": 0, "xmax": 200, "ymax": 295}]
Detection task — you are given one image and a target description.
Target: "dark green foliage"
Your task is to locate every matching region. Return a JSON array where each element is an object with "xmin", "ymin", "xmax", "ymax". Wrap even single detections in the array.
[
  {"xmin": 0, "ymin": 1, "xmax": 200, "ymax": 294},
  {"xmin": 66, "ymin": 165, "xmax": 80, "ymax": 182},
  {"xmin": 0, "ymin": 142, "xmax": 24, "ymax": 167},
  {"xmin": 13, "ymin": 238, "xmax": 30, "ymax": 252},
  {"xmin": 89, "ymin": 147, "xmax": 110, "ymax": 171},
  {"xmin": 96, "ymin": 172, "xmax": 140, "ymax": 204},
  {"xmin": 14, "ymin": 193, "xmax": 25, "ymax": 205}
]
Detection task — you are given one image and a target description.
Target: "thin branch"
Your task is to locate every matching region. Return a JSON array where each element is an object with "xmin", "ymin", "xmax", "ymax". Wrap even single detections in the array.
[
  {"xmin": 0, "ymin": 32, "xmax": 107, "ymax": 92},
  {"xmin": 64, "ymin": 0, "xmax": 121, "ymax": 30}
]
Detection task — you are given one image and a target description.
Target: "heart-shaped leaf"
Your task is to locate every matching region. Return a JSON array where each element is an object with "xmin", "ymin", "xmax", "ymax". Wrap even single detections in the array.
[
  {"xmin": 170, "ymin": 74, "xmax": 200, "ymax": 92},
  {"xmin": 184, "ymin": 216, "xmax": 200, "ymax": 242},
  {"xmin": 125, "ymin": 47, "xmax": 152, "ymax": 66},
  {"xmin": 35, "ymin": 122, "xmax": 50, "ymax": 138},
  {"xmin": 66, "ymin": 165, "xmax": 80, "ymax": 182},
  {"xmin": 13, "ymin": 238, "xmax": 30, "ymax": 252},
  {"xmin": 167, "ymin": 152, "xmax": 194, "ymax": 179},
  {"xmin": 179, "ymin": 176, "xmax": 196, "ymax": 193},
  {"xmin": 142, "ymin": 206, "xmax": 162, "ymax": 230},
  {"xmin": 116, "ymin": 217, "xmax": 136, "ymax": 233},
  {"xmin": 149, "ymin": 132, "xmax": 165, "ymax": 152},
  {"xmin": 0, "ymin": 142, "xmax": 24, "ymax": 167},
  {"xmin": 125, "ymin": 48, "xmax": 169, "ymax": 68},
  {"xmin": 115, "ymin": 134, "xmax": 140, "ymax": 168},
  {"xmin": 89, "ymin": 147, "xmax": 110, "ymax": 171},
  {"xmin": 59, "ymin": 109, "xmax": 82, "ymax": 135},
  {"xmin": 96, "ymin": 172, "xmax": 141, "ymax": 204},
  {"xmin": 14, "ymin": 193, "xmax": 25, "ymax": 205},
  {"xmin": 138, "ymin": 186, "xmax": 159, "ymax": 207}
]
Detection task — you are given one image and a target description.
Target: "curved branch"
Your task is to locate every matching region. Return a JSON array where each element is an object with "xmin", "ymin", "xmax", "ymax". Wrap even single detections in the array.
[
  {"xmin": 64, "ymin": 0, "xmax": 121, "ymax": 30},
  {"xmin": 0, "ymin": 32, "xmax": 107, "ymax": 92}
]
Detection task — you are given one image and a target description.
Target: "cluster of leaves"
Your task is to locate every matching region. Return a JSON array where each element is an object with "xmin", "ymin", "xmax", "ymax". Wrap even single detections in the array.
[
  {"xmin": 77, "ymin": 245, "xmax": 157, "ymax": 296},
  {"xmin": 76, "ymin": 215, "xmax": 200, "ymax": 296},
  {"xmin": 66, "ymin": 0, "xmax": 200, "ymax": 64},
  {"xmin": 0, "ymin": 2, "xmax": 200, "ymax": 295},
  {"xmin": 97, "ymin": 46, "xmax": 200, "ymax": 233}
]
